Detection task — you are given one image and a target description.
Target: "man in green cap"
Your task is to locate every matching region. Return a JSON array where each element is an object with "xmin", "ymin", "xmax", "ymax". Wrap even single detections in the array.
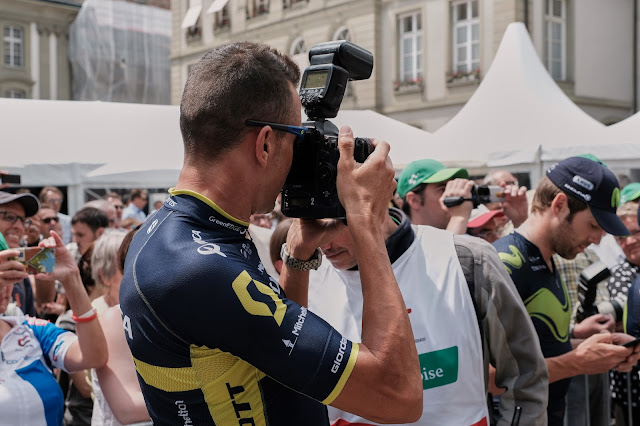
[
  {"xmin": 621, "ymin": 182, "xmax": 640, "ymax": 205},
  {"xmin": 397, "ymin": 159, "xmax": 473, "ymax": 233}
]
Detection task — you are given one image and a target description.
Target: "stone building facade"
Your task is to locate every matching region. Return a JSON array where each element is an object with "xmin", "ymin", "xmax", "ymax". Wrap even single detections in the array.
[
  {"xmin": 1, "ymin": 0, "xmax": 82, "ymax": 100},
  {"xmin": 170, "ymin": 0, "xmax": 637, "ymax": 130}
]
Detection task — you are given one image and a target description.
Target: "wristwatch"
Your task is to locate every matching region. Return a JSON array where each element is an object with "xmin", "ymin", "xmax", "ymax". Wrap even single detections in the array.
[{"xmin": 280, "ymin": 243, "xmax": 322, "ymax": 271}]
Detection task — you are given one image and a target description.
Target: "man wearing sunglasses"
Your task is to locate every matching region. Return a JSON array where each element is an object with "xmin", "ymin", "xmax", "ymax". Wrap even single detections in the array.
[
  {"xmin": 0, "ymin": 191, "xmax": 40, "ymax": 316},
  {"xmin": 37, "ymin": 203, "xmax": 62, "ymax": 240},
  {"xmin": 120, "ymin": 42, "xmax": 422, "ymax": 425},
  {"xmin": 39, "ymin": 186, "xmax": 72, "ymax": 245}
]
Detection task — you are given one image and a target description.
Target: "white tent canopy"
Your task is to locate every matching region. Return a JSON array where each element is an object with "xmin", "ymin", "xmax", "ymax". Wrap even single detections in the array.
[
  {"xmin": 606, "ymin": 111, "xmax": 640, "ymax": 143},
  {"xmin": 429, "ymin": 22, "xmax": 609, "ymax": 178},
  {"xmin": 2, "ymin": 98, "xmax": 183, "ymax": 211},
  {"xmin": 88, "ymin": 109, "xmax": 434, "ymax": 182},
  {"xmin": 2, "ymin": 99, "xmax": 432, "ymax": 211},
  {"xmin": 308, "ymin": 109, "xmax": 434, "ymax": 169}
]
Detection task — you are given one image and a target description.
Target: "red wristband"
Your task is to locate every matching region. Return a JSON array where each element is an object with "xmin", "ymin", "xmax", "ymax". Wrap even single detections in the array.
[{"xmin": 72, "ymin": 308, "xmax": 98, "ymax": 323}]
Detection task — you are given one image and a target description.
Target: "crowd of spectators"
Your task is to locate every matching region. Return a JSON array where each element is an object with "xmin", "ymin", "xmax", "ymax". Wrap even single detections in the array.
[
  {"xmin": 3, "ymin": 156, "xmax": 637, "ymax": 425},
  {"xmin": 3, "ymin": 42, "xmax": 640, "ymax": 426}
]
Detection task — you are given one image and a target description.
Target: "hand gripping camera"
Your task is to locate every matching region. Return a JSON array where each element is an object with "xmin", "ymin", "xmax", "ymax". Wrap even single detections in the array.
[
  {"xmin": 575, "ymin": 261, "xmax": 624, "ymax": 323},
  {"xmin": 281, "ymin": 41, "xmax": 374, "ymax": 219}
]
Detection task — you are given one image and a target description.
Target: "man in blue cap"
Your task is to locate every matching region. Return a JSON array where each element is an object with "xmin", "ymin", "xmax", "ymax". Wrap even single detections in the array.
[{"xmin": 493, "ymin": 156, "xmax": 640, "ymax": 426}]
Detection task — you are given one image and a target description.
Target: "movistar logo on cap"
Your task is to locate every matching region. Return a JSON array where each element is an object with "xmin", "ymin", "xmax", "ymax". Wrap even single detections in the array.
[
  {"xmin": 418, "ymin": 346, "xmax": 458, "ymax": 389},
  {"xmin": 573, "ymin": 175, "xmax": 594, "ymax": 191},
  {"xmin": 408, "ymin": 173, "xmax": 421, "ymax": 186},
  {"xmin": 563, "ymin": 183, "xmax": 592, "ymax": 202},
  {"xmin": 611, "ymin": 187, "xmax": 620, "ymax": 208}
]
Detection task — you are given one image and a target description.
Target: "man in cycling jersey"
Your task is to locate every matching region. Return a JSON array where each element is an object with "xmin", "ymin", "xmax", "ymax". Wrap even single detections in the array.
[{"xmin": 119, "ymin": 42, "xmax": 422, "ymax": 425}]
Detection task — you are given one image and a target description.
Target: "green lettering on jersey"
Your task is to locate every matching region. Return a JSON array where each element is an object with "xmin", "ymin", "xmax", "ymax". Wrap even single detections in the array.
[
  {"xmin": 498, "ymin": 245, "xmax": 526, "ymax": 275},
  {"xmin": 523, "ymin": 277, "xmax": 571, "ymax": 342},
  {"xmin": 418, "ymin": 346, "xmax": 458, "ymax": 390}
]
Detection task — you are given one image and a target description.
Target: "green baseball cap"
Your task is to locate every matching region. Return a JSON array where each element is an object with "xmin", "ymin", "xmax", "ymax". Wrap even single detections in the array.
[
  {"xmin": 397, "ymin": 159, "xmax": 469, "ymax": 198},
  {"xmin": 621, "ymin": 182, "xmax": 640, "ymax": 205}
]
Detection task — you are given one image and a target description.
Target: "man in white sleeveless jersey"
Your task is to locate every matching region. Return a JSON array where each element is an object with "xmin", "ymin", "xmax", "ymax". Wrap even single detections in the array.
[{"xmin": 283, "ymin": 206, "xmax": 549, "ymax": 426}]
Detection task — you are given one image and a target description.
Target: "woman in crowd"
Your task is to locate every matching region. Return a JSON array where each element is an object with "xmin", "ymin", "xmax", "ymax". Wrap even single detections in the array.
[
  {"xmin": 91, "ymin": 228, "xmax": 151, "ymax": 426},
  {"xmin": 0, "ymin": 231, "xmax": 107, "ymax": 426},
  {"xmin": 90, "ymin": 229, "xmax": 127, "ymax": 315},
  {"xmin": 608, "ymin": 201, "xmax": 640, "ymax": 425}
]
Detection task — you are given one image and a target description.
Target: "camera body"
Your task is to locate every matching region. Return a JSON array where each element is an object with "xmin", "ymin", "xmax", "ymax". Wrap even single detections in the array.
[
  {"xmin": 472, "ymin": 185, "xmax": 505, "ymax": 207},
  {"xmin": 281, "ymin": 41, "xmax": 374, "ymax": 219},
  {"xmin": 575, "ymin": 261, "xmax": 625, "ymax": 323}
]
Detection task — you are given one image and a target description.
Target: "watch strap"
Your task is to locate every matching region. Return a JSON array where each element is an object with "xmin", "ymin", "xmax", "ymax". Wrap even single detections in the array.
[{"xmin": 280, "ymin": 243, "xmax": 322, "ymax": 271}]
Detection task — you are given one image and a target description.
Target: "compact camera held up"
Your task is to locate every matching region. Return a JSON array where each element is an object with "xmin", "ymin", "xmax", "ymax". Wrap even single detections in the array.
[
  {"xmin": 442, "ymin": 185, "xmax": 506, "ymax": 208},
  {"xmin": 281, "ymin": 41, "xmax": 374, "ymax": 219}
]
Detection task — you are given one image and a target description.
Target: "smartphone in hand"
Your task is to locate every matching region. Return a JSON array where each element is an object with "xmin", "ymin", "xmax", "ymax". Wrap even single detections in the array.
[
  {"xmin": 0, "ymin": 174, "xmax": 21, "ymax": 184},
  {"xmin": 620, "ymin": 337, "xmax": 640, "ymax": 348},
  {"xmin": 12, "ymin": 247, "xmax": 55, "ymax": 274}
]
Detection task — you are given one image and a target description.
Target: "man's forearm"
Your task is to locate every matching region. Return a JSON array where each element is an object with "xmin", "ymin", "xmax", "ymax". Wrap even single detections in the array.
[
  {"xmin": 546, "ymin": 352, "xmax": 580, "ymax": 383},
  {"xmin": 446, "ymin": 215, "xmax": 470, "ymax": 235},
  {"xmin": 279, "ymin": 267, "xmax": 309, "ymax": 307},
  {"xmin": 352, "ymin": 223, "xmax": 416, "ymax": 362}
]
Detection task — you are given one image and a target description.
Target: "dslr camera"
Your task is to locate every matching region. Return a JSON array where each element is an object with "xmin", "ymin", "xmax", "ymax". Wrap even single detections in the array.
[
  {"xmin": 281, "ymin": 41, "xmax": 374, "ymax": 219},
  {"xmin": 575, "ymin": 261, "xmax": 625, "ymax": 323}
]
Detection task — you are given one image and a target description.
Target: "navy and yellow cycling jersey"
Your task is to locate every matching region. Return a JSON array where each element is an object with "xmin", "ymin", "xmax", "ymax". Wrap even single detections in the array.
[
  {"xmin": 493, "ymin": 232, "xmax": 571, "ymax": 426},
  {"xmin": 119, "ymin": 189, "xmax": 359, "ymax": 425}
]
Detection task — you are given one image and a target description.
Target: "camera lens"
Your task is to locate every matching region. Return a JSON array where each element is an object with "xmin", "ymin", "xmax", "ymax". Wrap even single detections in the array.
[{"xmin": 319, "ymin": 163, "xmax": 336, "ymax": 186}]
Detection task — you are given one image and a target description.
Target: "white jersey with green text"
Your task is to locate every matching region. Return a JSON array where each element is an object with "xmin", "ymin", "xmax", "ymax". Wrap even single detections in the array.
[{"xmin": 309, "ymin": 226, "xmax": 489, "ymax": 426}]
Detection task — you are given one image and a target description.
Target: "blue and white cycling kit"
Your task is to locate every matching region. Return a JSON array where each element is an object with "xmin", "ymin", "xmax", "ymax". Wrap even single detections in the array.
[{"xmin": 0, "ymin": 315, "xmax": 77, "ymax": 426}]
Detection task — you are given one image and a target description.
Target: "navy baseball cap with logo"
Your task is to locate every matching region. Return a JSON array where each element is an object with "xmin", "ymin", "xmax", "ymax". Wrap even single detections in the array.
[{"xmin": 546, "ymin": 157, "xmax": 629, "ymax": 236}]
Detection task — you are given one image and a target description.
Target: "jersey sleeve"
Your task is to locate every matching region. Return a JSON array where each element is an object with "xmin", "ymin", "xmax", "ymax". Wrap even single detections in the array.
[
  {"xmin": 27, "ymin": 317, "xmax": 78, "ymax": 372},
  {"xmin": 170, "ymin": 262, "xmax": 359, "ymax": 405}
]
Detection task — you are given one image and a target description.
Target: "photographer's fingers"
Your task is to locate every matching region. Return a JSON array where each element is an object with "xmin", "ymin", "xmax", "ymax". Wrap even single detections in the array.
[
  {"xmin": 367, "ymin": 139, "xmax": 391, "ymax": 163},
  {"xmin": 337, "ymin": 126, "xmax": 356, "ymax": 170}
]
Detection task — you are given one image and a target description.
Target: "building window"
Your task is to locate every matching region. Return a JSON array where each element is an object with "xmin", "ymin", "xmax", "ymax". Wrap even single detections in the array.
[
  {"xmin": 214, "ymin": 5, "xmax": 230, "ymax": 31},
  {"xmin": 333, "ymin": 26, "xmax": 351, "ymax": 42},
  {"xmin": 283, "ymin": 0, "xmax": 307, "ymax": 10},
  {"xmin": 247, "ymin": 0, "xmax": 269, "ymax": 18},
  {"xmin": 5, "ymin": 88, "xmax": 26, "ymax": 98},
  {"xmin": 544, "ymin": 0, "xmax": 566, "ymax": 80},
  {"xmin": 452, "ymin": 0, "xmax": 479, "ymax": 74},
  {"xmin": 4, "ymin": 25, "xmax": 24, "ymax": 68},
  {"xmin": 397, "ymin": 11, "xmax": 422, "ymax": 83},
  {"xmin": 182, "ymin": 0, "xmax": 202, "ymax": 40}
]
